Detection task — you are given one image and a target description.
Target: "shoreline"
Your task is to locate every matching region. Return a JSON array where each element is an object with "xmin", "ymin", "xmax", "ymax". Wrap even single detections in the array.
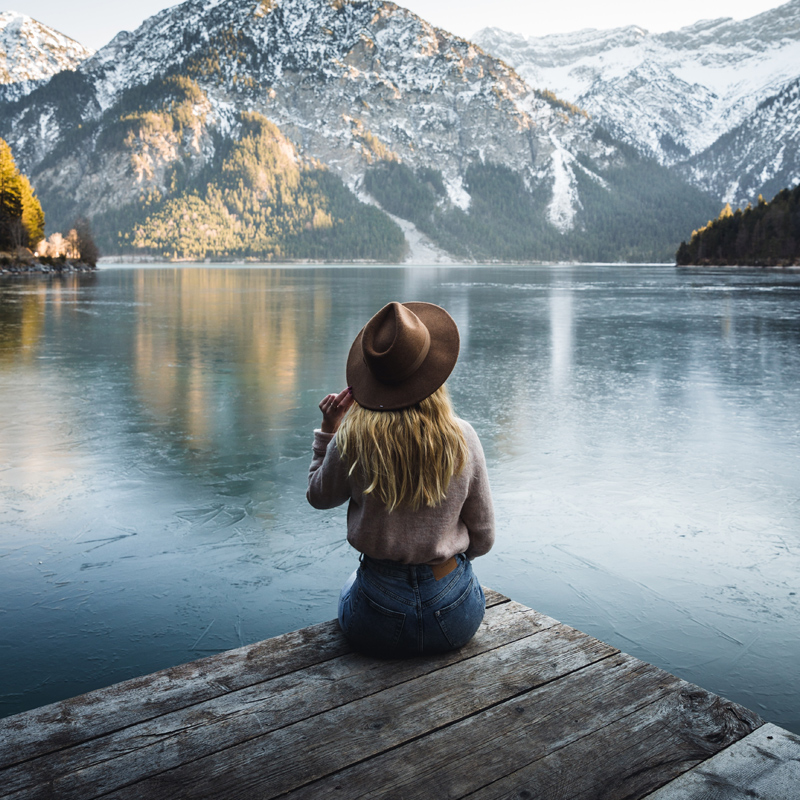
[{"xmin": 0, "ymin": 260, "xmax": 97, "ymax": 276}]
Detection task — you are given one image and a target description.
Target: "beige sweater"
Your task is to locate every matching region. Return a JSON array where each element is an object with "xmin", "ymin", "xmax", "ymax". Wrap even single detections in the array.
[{"xmin": 307, "ymin": 419, "xmax": 495, "ymax": 565}]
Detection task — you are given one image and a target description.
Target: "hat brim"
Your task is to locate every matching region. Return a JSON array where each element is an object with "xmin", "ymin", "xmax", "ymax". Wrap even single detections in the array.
[{"xmin": 346, "ymin": 302, "xmax": 459, "ymax": 411}]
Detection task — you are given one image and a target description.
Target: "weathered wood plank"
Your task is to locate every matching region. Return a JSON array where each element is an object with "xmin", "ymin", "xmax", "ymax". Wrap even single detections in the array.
[
  {"xmin": 0, "ymin": 586, "xmax": 509, "ymax": 771},
  {"xmin": 643, "ymin": 723, "xmax": 800, "ymax": 800},
  {"xmin": 0, "ymin": 619, "xmax": 348, "ymax": 770},
  {"xmin": 1, "ymin": 601, "xmax": 555, "ymax": 800},
  {"xmin": 97, "ymin": 623, "xmax": 618, "ymax": 800},
  {"xmin": 465, "ymin": 684, "xmax": 763, "ymax": 800},
  {"xmin": 281, "ymin": 653, "xmax": 680, "ymax": 800},
  {"xmin": 482, "ymin": 587, "xmax": 509, "ymax": 607}
]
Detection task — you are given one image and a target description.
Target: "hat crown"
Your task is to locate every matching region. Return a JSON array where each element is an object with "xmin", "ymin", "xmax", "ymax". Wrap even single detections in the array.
[
  {"xmin": 362, "ymin": 303, "xmax": 431, "ymax": 385},
  {"xmin": 346, "ymin": 301, "xmax": 459, "ymax": 411}
]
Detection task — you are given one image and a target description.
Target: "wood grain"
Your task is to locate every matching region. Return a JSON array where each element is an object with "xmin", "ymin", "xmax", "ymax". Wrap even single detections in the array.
[
  {"xmin": 96, "ymin": 623, "xmax": 616, "ymax": 800},
  {"xmin": 483, "ymin": 587, "xmax": 510, "ymax": 607},
  {"xmin": 0, "ymin": 619, "xmax": 349, "ymax": 769},
  {"xmin": 0, "ymin": 586, "xmax": 509, "ymax": 773},
  {"xmin": 465, "ymin": 683, "xmax": 764, "ymax": 800},
  {"xmin": 283, "ymin": 653, "xmax": 679, "ymax": 800},
  {"xmin": 1, "ymin": 602, "xmax": 555, "ymax": 799},
  {"xmin": 643, "ymin": 723, "xmax": 800, "ymax": 800}
]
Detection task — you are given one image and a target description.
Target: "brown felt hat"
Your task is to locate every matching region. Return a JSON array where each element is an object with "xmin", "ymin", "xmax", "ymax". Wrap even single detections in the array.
[{"xmin": 346, "ymin": 302, "xmax": 460, "ymax": 411}]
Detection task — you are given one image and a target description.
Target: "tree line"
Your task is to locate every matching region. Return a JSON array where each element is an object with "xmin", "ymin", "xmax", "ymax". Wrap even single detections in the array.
[
  {"xmin": 676, "ymin": 185, "xmax": 800, "ymax": 266},
  {"xmin": 1, "ymin": 137, "xmax": 99, "ymax": 266}
]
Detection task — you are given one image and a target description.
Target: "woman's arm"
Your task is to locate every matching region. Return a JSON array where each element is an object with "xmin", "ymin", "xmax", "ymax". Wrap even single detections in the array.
[
  {"xmin": 307, "ymin": 387, "xmax": 354, "ymax": 509},
  {"xmin": 460, "ymin": 427, "xmax": 495, "ymax": 559}
]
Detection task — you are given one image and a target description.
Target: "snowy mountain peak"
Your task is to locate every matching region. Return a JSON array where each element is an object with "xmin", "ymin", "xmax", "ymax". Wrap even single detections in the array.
[
  {"xmin": 473, "ymin": 0, "xmax": 800, "ymax": 186},
  {"xmin": 474, "ymin": 24, "xmax": 648, "ymax": 67},
  {"xmin": 0, "ymin": 10, "xmax": 93, "ymax": 98}
]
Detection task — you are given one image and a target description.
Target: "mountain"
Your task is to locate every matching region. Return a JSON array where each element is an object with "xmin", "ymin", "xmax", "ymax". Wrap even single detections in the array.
[
  {"xmin": 0, "ymin": 11, "xmax": 93, "ymax": 102},
  {"xmin": 0, "ymin": 0, "xmax": 719, "ymax": 262},
  {"xmin": 473, "ymin": 0, "xmax": 800, "ymax": 207},
  {"xmin": 683, "ymin": 78, "xmax": 800, "ymax": 205}
]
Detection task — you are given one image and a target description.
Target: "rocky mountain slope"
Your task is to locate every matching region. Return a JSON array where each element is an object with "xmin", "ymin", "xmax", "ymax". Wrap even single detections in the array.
[
  {"xmin": 474, "ymin": 0, "xmax": 800, "ymax": 207},
  {"xmin": 0, "ymin": 0, "xmax": 718, "ymax": 261},
  {"xmin": 683, "ymin": 77, "xmax": 800, "ymax": 204},
  {"xmin": 0, "ymin": 11, "xmax": 93, "ymax": 102}
]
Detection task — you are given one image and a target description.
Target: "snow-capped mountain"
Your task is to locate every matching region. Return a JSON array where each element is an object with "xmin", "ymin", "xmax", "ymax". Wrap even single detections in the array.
[
  {"xmin": 0, "ymin": 11, "xmax": 93, "ymax": 100},
  {"xmin": 684, "ymin": 77, "xmax": 800, "ymax": 205},
  {"xmin": 30, "ymin": 0, "xmax": 602, "ymax": 215},
  {"xmin": 0, "ymin": 0, "xmax": 718, "ymax": 261},
  {"xmin": 474, "ymin": 0, "xmax": 800, "ymax": 205}
]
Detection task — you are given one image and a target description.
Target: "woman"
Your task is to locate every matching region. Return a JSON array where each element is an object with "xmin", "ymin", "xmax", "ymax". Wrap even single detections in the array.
[{"xmin": 307, "ymin": 301, "xmax": 494, "ymax": 657}]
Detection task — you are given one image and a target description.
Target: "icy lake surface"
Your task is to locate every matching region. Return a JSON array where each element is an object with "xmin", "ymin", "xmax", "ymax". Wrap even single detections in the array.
[{"xmin": 1, "ymin": 265, "xmax": 798, "ymax": 731}]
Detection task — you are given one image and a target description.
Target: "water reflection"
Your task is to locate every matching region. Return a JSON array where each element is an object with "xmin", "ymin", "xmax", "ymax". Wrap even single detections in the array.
[
  {"xmin": 0, "ymin": 274, "xmax": 99, "ymax": 365},
  {"xmin": 0, "ymin": 283, "xmax": 46, "ymax": 364},
  {"xmin": 132, "ymin": 269, "xmax": 324, "ymax": 451},
  {"xmin": 549, "ymin": 287, "xmax": 573, "ymax": 391}
]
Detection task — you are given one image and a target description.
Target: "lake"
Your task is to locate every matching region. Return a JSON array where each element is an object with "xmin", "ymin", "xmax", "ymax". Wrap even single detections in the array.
[{"xmin": 1, "ymin": 264, "xmax": 798, "ymax": 733}]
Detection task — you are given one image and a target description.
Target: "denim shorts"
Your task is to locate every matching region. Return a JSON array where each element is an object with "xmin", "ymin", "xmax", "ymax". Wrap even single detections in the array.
[{"xmin": 337, "ymin": 553, "xmax": 485, "ymax": 658}]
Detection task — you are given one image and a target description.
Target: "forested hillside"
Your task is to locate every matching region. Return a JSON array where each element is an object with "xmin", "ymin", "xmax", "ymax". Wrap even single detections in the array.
[
  {"xmin": 676, "ymin": 185, "xmax": 800, "ymax": 266},
  {"xmin": 24, "ymin": 75, "xmax": 406, "ymax": 262},
  {"xmin": 366, "ymin": 143, "xmax": 718, "ymax": 262}
]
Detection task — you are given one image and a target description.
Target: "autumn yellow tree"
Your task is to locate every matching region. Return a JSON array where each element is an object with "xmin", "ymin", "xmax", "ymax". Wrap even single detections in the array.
[{"xmin": 0, "ymin": 138, "xmax": 45, "ymax": 252}]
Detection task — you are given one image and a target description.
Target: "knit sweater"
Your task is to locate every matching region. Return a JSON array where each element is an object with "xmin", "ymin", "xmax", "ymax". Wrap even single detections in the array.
[{"xmin": 307, "ymin": 419, "xmax": 495, "ymax": 565}]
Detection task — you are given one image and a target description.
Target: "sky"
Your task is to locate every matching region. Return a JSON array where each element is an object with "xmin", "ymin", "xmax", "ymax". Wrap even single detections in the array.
[{"xmin": 8, "ymin": 0, "xmax": 792, "ymax": 51}]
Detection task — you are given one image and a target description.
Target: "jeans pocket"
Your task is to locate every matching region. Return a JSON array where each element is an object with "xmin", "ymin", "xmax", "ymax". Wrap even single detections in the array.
[
  {"xmin": 435, "ymin": 576, "xmax": 485, "ymax": 649},
  {"xmin": 343, "ymin": 585, "xmax": 406, "ymax": 656}
]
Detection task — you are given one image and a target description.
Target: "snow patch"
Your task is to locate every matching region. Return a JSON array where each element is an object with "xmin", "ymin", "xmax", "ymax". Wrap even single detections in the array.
[
  {"xmin": 547, "ymin": 135, "xmax": 580, "ymax": 233},
  {"xmin": 0, "ymin": 10, "xmax": 93, "ymax": 90},
  {"xmin": 391, "ymin": 214, "xmax": 458, "ymax": 265},
  {"xmin": 354, "ymin": 184, "xmax": 456, "ymax": 264},
  {"xmin": 444, "ymin": 174, "xmax": 471, "ymax": 211},
  {"xmin": 474, "ymin": 9, "xmax": 800, "ymax": 169}
]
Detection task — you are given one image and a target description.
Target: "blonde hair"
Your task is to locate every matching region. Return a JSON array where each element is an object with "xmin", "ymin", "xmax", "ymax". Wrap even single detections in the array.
[{"xmin": 336, "ymin": 385, "xmax": 468, "ymax": 512}]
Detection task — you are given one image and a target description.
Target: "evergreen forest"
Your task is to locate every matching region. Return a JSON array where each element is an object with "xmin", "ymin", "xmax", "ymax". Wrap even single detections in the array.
[
  {"xmin": 0, "ymin": 138, "xmax": 44, "ymax": 253},
  {"xmin": 676, "ymin": 185, "xmax": 800, "ymax": 266},
  {"xmin": 365, "ymin": 142, "xmax": 719, "ymax": 263}
]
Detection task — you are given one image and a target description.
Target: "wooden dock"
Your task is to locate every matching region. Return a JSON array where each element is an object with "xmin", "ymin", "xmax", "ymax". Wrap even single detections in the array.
[{"xmin": 2, "ymin": 589, "xmax": 798, "ymax": 799}]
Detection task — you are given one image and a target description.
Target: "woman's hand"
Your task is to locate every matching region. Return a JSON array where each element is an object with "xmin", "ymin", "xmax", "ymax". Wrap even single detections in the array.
[{"xmin": 319, "ymin": 387, "xmax": 354, "ymax": 434}]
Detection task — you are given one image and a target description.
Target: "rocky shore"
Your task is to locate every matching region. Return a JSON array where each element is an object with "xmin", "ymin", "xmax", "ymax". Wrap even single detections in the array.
[{"xmin": 0, "ymin": 257, "xmax": 96, "ymax": 276}]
